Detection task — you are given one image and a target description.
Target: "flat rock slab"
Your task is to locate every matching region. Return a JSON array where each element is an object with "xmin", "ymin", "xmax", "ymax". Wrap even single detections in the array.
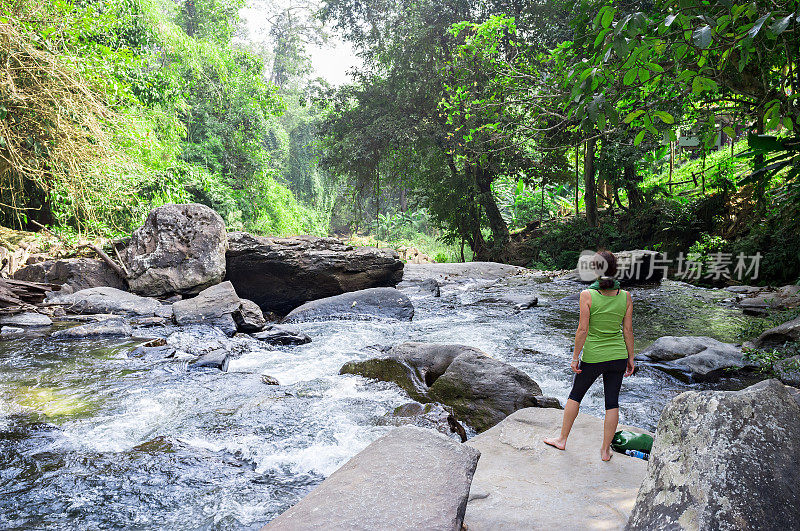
[
  {"xmin": 464, "ymin": 408, "xmax": 649, "ymax": 531},
  {"xmin": 400, "ymin": 262, "xmax": 526, "ymax": 284},
  {"xmin": 264, "ymin": 426, "xmax": 480, "ymax": 531}
]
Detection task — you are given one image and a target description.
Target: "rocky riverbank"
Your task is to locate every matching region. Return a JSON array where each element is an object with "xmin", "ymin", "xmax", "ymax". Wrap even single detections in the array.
[{"xmin": 2, "ymin": 203, "xmax": 799, "ymax": 530}]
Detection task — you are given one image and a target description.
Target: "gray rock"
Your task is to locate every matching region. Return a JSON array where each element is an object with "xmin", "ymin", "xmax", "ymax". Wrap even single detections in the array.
[
  {"xmin": 252, "ymin": 325, "xmax": 311, "ymax": 345},
  {"xmin": 0, "ymin": 312, "xmax": 52, "ymax": 327},
  {"xmin": 172, "ymin": 281, "xmax": 241, "ymax": 336},
  {"xmin": 464, "ymin": 408, "xmax": 649, "ymax": 530},
  {"xmin": 263, "ymin": 426, "xmax": 480, "ymax": 531},
  {"xmin": 52, "ymin": 319, "xmax": 132, "ymax": 338},
  {"xmin": 189, "ymin": 348, "xmax": 229, "ymax": 371},
  {"xmin": 426, "ymin": 350, "xmax": 555, "ymax": 433},
  {"xmin": 283, "ymin": 287, "xmax": 414, "ymax": 323},
  {"xmin": 340, "ymin": 342, "xmax": 559, "ymax": 433},
  {"xmin": 129, "ymin": 344, "xmax": 177, "ymax": 359},
  {"xmin": 773, "ymin": 355, "xmax": 800, "ymax": 387},
  {"xmin": 751, "ymin": 316, "xmax": 800, "ymax": 348},
  {"xmin": 46, "ymin": 287, "xmax": 162, "ymax": 316},
  {"xmin": 421, "ymin": 278, "xmax": 441, "ymax": 297},
  {"xmin": 476, "ymin": 293, "xmax": 538, "ymax": 310},
  {"xmin": 122, "ymin": 203, "xmax": 228, "ymax": 297},
  {"xmin": 233, "ymin": 298, "xmax": 266, "ymax": 332},
  {"xmin": 626, "ymin": 379, "xmax": 800, "ymax": 530},
  {"xmin": 225, "ymin": 231, "xmax": 404, "ymax": 315},
  {"xmin": 636, "ymin": 336, "xmax": 756, "ymax": 381},
  {"xmin": 0, "ymin": 326, "xmax": 24, "ymax": 336},
  {"xmin": 724, "ymin": 285, "xmax": 764, "ymax": 295},
  {"xmin": 13, "ymin": 258, "xmax": 126, "ymax": 292}
]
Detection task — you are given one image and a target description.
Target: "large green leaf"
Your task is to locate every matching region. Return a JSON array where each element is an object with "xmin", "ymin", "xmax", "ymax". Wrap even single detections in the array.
[{"xmin": 693, "ymin": 25, "xmax": 713, "ymax": 48}]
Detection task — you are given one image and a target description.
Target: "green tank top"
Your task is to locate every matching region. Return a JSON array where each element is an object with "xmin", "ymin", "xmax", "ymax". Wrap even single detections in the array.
[{"xmin": 581, "ymin": 288, "xmax": 629, "ymax": 363}]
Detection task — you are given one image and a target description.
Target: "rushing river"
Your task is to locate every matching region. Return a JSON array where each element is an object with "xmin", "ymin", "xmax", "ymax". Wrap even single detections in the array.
[{"xmin": 0, "ymin": 270, "xmax": 765, "ymax": 529}]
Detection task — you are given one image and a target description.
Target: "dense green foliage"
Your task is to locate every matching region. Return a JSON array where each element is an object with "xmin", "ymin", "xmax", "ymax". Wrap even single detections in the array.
[
  {"xmin": 319, "ymin": 0, "xmax": 800, "ymax": 281},
  {"xmin": 1, "ymin": 0, "xmax": 326, "ymax": 236}
]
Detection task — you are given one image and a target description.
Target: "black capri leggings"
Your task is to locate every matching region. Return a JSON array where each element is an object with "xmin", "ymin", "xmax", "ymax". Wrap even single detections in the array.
[{"xmin": 568, "ymin": 358, "xmax": 627, "ymax": 410}]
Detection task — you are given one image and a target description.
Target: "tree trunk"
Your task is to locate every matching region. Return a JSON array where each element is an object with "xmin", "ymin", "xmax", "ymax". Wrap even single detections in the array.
[
  {"xmin": 623, "ymin": 163, "xmax": 643, "ymax": 209},
  {"xmin": 584, "ymin": 138, "xmax": 598, "ymax": 227},
  {"xmin": 473, "ymin": 164, "xmax": 510, "ymax": 252}
]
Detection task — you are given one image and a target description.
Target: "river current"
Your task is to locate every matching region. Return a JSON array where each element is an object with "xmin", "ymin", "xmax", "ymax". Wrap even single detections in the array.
[{"xmin": 0, "ymin": 271, "xmax": 764, "ymax": 529}]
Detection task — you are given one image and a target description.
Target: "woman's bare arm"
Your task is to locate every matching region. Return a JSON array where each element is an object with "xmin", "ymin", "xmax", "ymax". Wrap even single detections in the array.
[
  {"xmin": 623, "ymin": 291, "xmax": 635, "ymax": 376},
  {"xmin": 571, "ymin": 290, "xmax": 591, "ymax": 373}
]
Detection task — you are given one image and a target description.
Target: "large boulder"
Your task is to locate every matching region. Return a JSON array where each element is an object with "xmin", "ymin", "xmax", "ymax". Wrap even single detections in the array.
[
  {"xmin": 626, "ymin": 379, "xmax": 800, "ymax": 530},
  {"xmin": 263, "ymin": 426, "xmax": 480, "ymax": 531},
  {"xmin": 636, "ymin": 336, "xmax": 756, "ymax": 381},
  {"xmin": 282, "ymin": 287, "xmax": 413, "ymax": 323},
  {"xmin": 225, "ymin": 231, "xmax": 403, "ymax": 314},
  {"xmin": 172, "ymin": 281, "xmax": 242, "ymax": 336},
  {"xmin": 749, "ymin": 316, "xmax": 800, "ymax": 348},
  {"xmin": 45, "ymin": 287, "xmax": 162, "ymax": 316},
  {"xmin": 121, "ymin": 203, "xmax": 227, "ymax": 297},
  {"xmin": 13, "ymin": 258, "xmax": 126, "ymax": 293},
  {"xmin": 340, "ymin": 342, "xmax": 560, "ymax": 432},
  {"xmin": 464, "ymin": 408, "xmax": 650, "ymax": 530}
]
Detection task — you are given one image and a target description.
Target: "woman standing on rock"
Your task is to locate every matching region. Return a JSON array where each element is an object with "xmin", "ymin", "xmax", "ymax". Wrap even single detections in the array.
[{"xmin": 544, "ymin": 250, "xmax": 635, "ymax": 461}]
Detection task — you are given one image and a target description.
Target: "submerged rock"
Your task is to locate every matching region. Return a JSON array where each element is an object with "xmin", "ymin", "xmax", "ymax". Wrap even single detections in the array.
[
  {"xmin": 122, "ymin": 203, "xmax": 228, "ymax": 297},
  {"xmin": 340, "ymin": 342, "xmax": 560, "ymax": 432},
  {"xmin": 252, "ymin": 325, "xmax": 311, "ymax": 345},
  {"xmin": 264, "ymin": 426, "xmax": 480, "ymax": 531},
  {"xmin": 225, "ymin": 231, "xmax": 404, "ymax": 314},
  {"xmin": 283, "ymin": 287, "xmax": 414, "ymax": 323},
  {"xmin": 626, "ymin": 379, "xmax": 800, "ymax": 530},
  {"xmin": 52, "ymin": 319, "xmax": 132, "ymax": 338},
  {"xmin": 172, "ymin": 281, "xmax": 241, "ymax": 336},
  {"xmin": 636, "ymin": 335, "xmax": 756, "ymax": 381},
  {"xmin": 13, "ymin": 258, "xmax": 126, "ymax": 292},
  {"xmin": 0, "ymin": 312, "xmax": 52, "ymax": 327},
  {"xmin": 46, "ymin": 287, "xmax": 162, "ymax": 316}
]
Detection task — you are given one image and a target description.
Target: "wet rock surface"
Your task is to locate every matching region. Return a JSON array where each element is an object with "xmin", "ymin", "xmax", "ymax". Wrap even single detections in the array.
[
  {"xmin": 282, "ymin": 287, "xmax": 414, "ymax": 323},
  {"xmin": 225, "ymin": 231, "xmax": 404, "ymax": 314},
  {"xmin": 378, "ymin": 402, "xmax": 468, "ymax": 442},
  {"xmin": 52, "ymin": 319, "xmax": 133, "ymax": 338},
  {"xmin": 626, "ymin": 379, "xmax": 800, "ymax": 530},
  {"xmin": 636, "ymin": 335, "xmax": 756, "ymax": 381},
  {"xmin": 45, "ymin": 287, "xmax": 162, "ymax": 316},
  {"xmin": 121, "ymin": 203, "xmax": 228, "ymax": 297},
  {"xmin": 0, "ymin": 312, "xmax": 52, "ymax": 327},
  {"xmin": 341, "ymin": 342, "xmax": 560, "ymax": 432},
  {"xmin": 172, "ymin": 281, "xmax": 242, "ymax": 336},
  {"xmin": 234, "ymin": 298, "xmax": 266, "ymax": 332},
  {"xmin": 264, "ymin": 426, "xmax": 480, "ymax": 531},
  {"xmin": 13, "ymin": 258, "xmax": 127, "ymax": 293}
]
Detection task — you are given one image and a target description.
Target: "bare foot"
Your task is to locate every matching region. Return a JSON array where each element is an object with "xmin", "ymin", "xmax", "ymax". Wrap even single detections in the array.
[
  {"xmin": 600, "ymin": 446, "xmax": 612, "ymax": 461},
  {"xmin": 543, "ymin": 437, "xmax": 566, "ymax": 450}
]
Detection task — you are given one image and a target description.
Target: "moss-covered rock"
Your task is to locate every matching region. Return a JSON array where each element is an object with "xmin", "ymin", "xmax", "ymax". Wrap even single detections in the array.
[{"xmin": 340, "ymin": 342, "xmax": 561, "ymax": 433}]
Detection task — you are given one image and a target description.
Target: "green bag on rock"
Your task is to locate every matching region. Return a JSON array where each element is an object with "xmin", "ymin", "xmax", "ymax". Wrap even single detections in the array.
[{"xmin": 611, "ymin": 430, "xmax": 653, "ymax": 454}]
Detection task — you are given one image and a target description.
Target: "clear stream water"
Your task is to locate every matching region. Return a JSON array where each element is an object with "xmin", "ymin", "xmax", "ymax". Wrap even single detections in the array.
[{"xmin": 0, "ymin": 273, "xmax": 766, "ymax": 529}]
